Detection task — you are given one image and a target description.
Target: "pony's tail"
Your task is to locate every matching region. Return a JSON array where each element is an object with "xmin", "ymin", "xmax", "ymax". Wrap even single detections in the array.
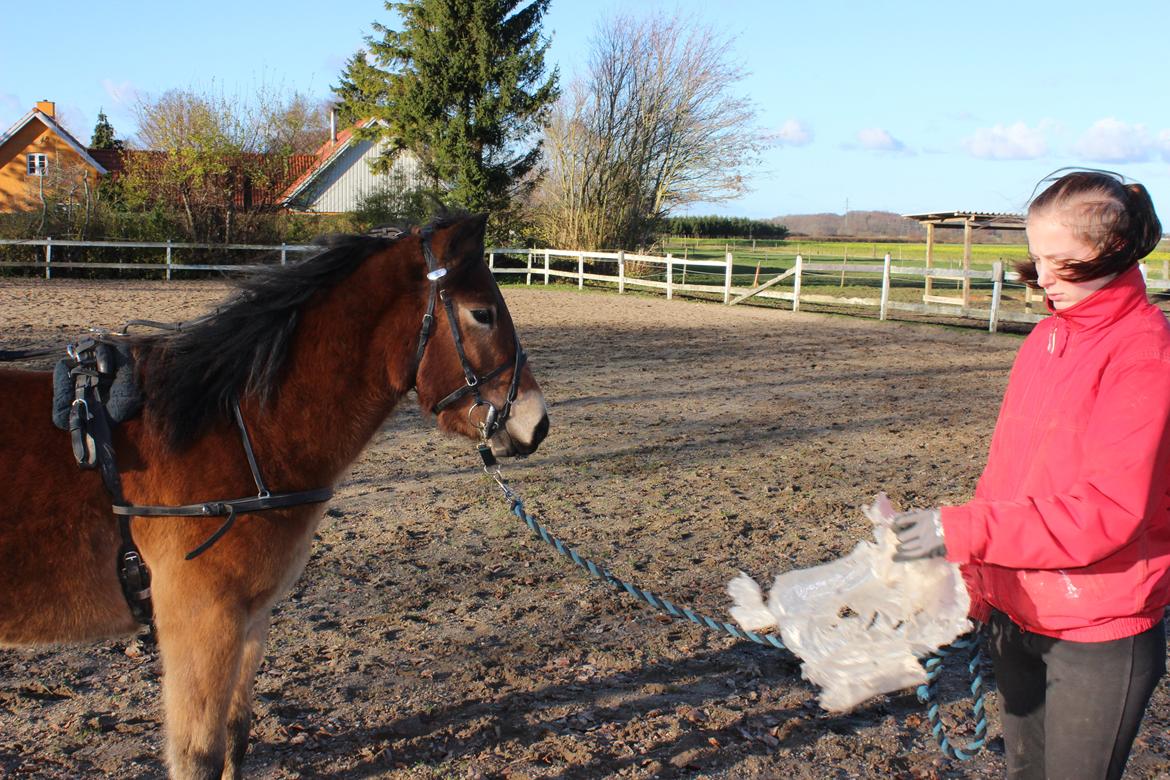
[{"xmin": 728, "ymin": 572, "xmax": 777, "ymax": 632}]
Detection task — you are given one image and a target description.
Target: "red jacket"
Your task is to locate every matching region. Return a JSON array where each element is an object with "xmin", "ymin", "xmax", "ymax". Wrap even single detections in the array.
[{"xmin": 941, "ymin": 265, "xmax": 1170, "ymax": 641}]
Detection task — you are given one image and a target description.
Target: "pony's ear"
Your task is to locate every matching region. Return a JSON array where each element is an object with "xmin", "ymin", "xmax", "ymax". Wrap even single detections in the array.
[{"xmin": 434, "ymin": 214, "xmax": 488, "ymax": 271}]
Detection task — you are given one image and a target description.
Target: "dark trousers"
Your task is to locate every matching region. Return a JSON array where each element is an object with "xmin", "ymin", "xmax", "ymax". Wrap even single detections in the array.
[{"xmin": 987, "ymin": 610, "xmax": 1166, "ymax": 780}]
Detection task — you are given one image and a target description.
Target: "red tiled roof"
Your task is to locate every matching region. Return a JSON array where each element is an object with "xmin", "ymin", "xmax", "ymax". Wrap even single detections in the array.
[
  {"xmin": 278, "ymin": 119, "xmax": 377, "ymax": 205},
  {"xmin": 89, "ymin": 149, "xmax": 322, "ymax": 210}
]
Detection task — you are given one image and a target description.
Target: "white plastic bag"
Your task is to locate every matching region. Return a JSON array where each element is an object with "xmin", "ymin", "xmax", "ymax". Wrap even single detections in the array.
[{"xmin": 727, "ymin": 493, "xmax": 971, "ymax": 712}]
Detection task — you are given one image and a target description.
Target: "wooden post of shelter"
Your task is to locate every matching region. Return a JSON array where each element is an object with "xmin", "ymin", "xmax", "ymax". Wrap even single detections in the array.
[
  {"xmin": 962, "ymin": 217, "xmax": 973, "ymax": 306},
  {"xmin": 924, "ymin": 222, "xmax": 934, "ymax": 298}
]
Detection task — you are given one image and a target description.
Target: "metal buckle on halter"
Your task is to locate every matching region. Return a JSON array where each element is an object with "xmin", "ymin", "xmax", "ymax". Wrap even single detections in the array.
[
  {"xmin": 427, "ymin": 268, "xmax": 448, "ymax": 281},
  {"xmin": 469, "ymin": 400, "xmax": 499, "ymax": 438}
]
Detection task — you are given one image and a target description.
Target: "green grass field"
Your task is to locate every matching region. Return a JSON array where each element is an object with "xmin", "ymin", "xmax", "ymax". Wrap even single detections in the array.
[{"xmin": 659, "ymin": 236, "xmax": 1170, "ymax": 279}]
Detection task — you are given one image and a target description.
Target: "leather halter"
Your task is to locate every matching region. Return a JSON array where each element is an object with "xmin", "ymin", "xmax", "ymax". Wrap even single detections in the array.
[{"xmin": 414, "ymin": 229, "xmax": 527, "ymax": 442}]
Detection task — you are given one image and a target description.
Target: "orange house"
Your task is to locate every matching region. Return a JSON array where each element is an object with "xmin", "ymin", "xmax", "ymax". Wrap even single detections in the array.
[{"xmin": 0, "ymin": 100, "xmax": 108, "ymax": 212}]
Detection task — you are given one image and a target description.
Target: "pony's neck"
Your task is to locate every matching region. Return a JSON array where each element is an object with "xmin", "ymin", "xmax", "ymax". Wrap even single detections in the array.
[{"xmin": 243, "ymin": 257, "xmax": 422, "ymax": 489}]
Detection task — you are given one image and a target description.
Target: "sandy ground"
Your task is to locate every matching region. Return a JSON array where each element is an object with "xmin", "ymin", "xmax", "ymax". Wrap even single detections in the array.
[{"xmin": 2, "ymin": 277, "xmax": 1169, "ymax": 779}]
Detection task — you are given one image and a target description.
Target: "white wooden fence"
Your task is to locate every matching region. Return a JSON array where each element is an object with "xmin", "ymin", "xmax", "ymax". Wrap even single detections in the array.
[
  {"xmin": 486, "ymin": 247, "xmax": 735, "ymax": 302},
  {"xmin": 0, "ymin": 238, "xmax": 315, "ymax": 280},
  {"xmin": 5, "ymin": 238, "xmax": 1167, "ymax": 333}
]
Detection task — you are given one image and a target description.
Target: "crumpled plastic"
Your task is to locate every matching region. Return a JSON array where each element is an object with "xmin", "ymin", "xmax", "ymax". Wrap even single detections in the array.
[{"xmin": 727, "ymin": 493, "xmax": 971, "ymax": 712}]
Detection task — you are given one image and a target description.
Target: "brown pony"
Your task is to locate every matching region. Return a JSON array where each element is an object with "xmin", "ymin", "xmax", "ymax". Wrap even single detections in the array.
[{"xmin": 0, "ymin": 214, "xmax": 548, "ymax": 779}]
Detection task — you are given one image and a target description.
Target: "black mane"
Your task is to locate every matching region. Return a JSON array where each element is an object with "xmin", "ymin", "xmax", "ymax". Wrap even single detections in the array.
[{"xmin": 136, "ymin": 232, "xmax": 398, "ymax": 448}]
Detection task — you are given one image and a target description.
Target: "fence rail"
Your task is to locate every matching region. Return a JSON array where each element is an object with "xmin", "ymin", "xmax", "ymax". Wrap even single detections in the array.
[
  {"xmin": 5, "ymin": 238, "xmax": 1168, "ymax": 333},
  {"xmin": 0, "ymin": 238, "xmax": 316, "ymax": 279}
]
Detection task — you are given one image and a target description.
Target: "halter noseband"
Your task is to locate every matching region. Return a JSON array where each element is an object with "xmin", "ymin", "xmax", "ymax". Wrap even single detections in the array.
[{"xmin": 414, "ymin": 229, "xmax": 527, "ymax": 441}]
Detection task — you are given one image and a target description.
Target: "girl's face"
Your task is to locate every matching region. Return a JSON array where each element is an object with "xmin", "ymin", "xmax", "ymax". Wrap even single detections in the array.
[{"xmin": 1026, "ymin": 212, "xmax": 1118, "ymax": 310}]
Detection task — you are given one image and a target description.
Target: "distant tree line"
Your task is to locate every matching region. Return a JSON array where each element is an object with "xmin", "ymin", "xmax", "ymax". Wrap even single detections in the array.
[
  {"xmin": 664, "ymin": 215, "xmax": 788, "ymax": 239},
  {"xmin": 777, "ymin": 211, "xmax": 1027, "ymax": 243}
]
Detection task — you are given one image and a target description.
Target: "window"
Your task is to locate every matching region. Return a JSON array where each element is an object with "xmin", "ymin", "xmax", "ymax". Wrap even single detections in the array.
[{"xmin": 27, "ymin": 153, "xmax": 47, "ymax": 176}]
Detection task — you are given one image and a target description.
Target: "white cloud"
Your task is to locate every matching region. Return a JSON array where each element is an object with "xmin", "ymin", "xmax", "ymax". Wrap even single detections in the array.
[
  {"xmin": 775, "ymin": 118, "xmax": 812, "ymax": 146},
  {"xmin": 856, "ymin": 127, "xmax": 905, "ymax": 152},
  {"xmin": 1073, "ymin": 118, "xmax": 1161, "ymax": 163},
  {"xmin": 963, "ymin": 122, "xmax": 1048, "ymax": 160}
]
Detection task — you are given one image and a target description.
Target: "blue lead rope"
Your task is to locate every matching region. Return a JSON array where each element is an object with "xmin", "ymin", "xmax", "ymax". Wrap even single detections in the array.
[
  {"xmin": 492, "ymin": 476, "xmax": 989, "ymax": 761},
  {"xmin": 917, "ymin": 631, "xmax": 990, "ymax": 760}
]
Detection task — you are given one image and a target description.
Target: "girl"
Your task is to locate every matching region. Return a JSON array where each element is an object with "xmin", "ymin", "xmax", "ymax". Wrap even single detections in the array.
[{"xmin": 894, "ymin": 170, "xmax": 1169, "ymax": 779}]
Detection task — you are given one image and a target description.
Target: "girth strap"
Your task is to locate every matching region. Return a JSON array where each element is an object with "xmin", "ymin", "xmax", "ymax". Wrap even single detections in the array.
[
  {"xmin": 111, "ymin": 397, "xmax": 333, "ymax": 561},
  {"xmin": 62, "ymin": 336, "xmax": 332, "ymax": 625},
  {"xmin": 113, "ymin": 487, "xmax": 334, "ymax": 560}
]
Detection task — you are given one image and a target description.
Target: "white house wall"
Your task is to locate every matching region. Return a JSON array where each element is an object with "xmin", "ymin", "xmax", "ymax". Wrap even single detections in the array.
[{"xmin": 295, "ymin": 140, "xmax": 424, "ymax": 213}]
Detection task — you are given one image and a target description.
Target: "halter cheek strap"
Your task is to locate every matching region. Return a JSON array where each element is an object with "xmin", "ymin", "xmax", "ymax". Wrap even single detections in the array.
[{"xmin": 414, "ymin": 230, "xmax": 527, "ymax": 441}]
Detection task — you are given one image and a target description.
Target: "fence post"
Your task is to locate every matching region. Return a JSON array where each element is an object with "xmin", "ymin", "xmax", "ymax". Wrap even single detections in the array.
[
  {"xmin": 576, "ymin": 252, "xmax": 584, "ymax": 289},
  {"xmin": 544, "ymin": 250, "xmax": 550, "ymax": 285},
  {"xmin": 45, "ymin": 238, "xmax": 52, "ymax": 280},
  {"xmin": 166, "ymin": 240, "xmax": 173, "ymax": 281},
  {"xmin": 526, "ymin": 250, "xmax": 533, "ymax": 285},
  {"xmin": 989, "ymin": 261, "xmax": 1004, "ymax": 333},
  {"xmin": 280, "ymin": 242, "xmax": 287, "ymax": 266},
  {"xmin": 723, "ymin": 251, "xmax": 733, "ymax": 303},
  {"xmin": 666, "ymin": 253, "xmax": 674, "ymax": 300},
  {"xmin": 618, "ymin": 250, "xmax": 625, "ymax": 294},
  {"xmin": 489, "ymin": 251, "xmax": 495, "ymax": 271},
  {"xmin": 792, "ymin": 254, "xmax": 802, "ymax": 312},
  {"xmin": 879, "ymin": 252, "xmax": 892, "ymax": 321}
]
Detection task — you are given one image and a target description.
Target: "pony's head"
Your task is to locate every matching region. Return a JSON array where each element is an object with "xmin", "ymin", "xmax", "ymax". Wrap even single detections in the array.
[{"xmin": 407, "ymin": 215, "xmax": 548, "ymax": 457}]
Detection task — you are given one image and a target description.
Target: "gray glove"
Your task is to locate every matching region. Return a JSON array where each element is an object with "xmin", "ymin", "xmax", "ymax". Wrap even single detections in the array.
[{"xmin": 892, "ymin": 508, "xmax": 946, "ymax": 561}]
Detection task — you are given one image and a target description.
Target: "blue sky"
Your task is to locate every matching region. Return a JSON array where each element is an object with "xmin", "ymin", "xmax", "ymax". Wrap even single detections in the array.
[{"xmin": 5, "ymin": 0, "xmax": 1169, "ymax": 220}]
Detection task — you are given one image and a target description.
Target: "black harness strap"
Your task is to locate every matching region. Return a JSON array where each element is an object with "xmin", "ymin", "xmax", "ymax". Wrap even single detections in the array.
[
  {"xmin": 60, "ymin": 336, "xmax": 332, "ymax": 627},
  {"xmin": 113, "ymin": 488, "xmax": 335, "ymax": 560},
  {"xmin": 111, "ymin": 396, "xmax": 333, "ymax": 562},
  {"xmin": 415, "ymin": 230, "xmax": 527, "ymax": 441},
  {"xmin": 63, "ymin": 339, "xmax": 154, "ymax": 626}
]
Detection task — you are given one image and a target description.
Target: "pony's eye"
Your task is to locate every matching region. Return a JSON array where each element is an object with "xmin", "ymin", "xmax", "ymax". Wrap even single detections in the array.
[{"xmin": 471, "ymin": 308, "xmax": 495, "ymax": 327}]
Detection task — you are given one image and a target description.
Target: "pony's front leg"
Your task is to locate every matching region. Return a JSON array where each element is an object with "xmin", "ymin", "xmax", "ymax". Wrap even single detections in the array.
[
  {"xmin": 222, "ymin": 614, "xmax": 270, "ymax": 780},
  {"xmin": 156, "ymin": 594, "xmax": 246, "ymax": 780}
]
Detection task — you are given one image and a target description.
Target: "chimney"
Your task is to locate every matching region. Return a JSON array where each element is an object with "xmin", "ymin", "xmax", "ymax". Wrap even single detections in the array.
[{"xmin": 36, "ymin": 100, "xmax": 56, "ymax": 118}]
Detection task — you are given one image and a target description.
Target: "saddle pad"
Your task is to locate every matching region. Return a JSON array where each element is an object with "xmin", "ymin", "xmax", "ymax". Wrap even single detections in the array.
[{"xmin": 52, "ymin": 343, "xmax": 144, "ymax": 430}]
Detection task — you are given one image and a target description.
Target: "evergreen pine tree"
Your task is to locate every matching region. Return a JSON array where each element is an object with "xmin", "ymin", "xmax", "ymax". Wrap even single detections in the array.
[
  {"xmin": 335, "ymin": 0, "xmax": 559, "ymax": 215},
  {"xmin": 89, "ymin": 110, "xmax": 123, "ymax": 151}
]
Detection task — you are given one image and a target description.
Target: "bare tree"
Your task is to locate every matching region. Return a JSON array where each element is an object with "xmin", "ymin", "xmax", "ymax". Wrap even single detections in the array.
[
  {"xmin": 534, "ymin": 13, "xmax": 765, "ymax": 249},
  {"xmin": 29, "ymin": 156, "xmax": 97, "ymax": 238},
  {"xmin": 126, "ymin": 87, "xmax": 327, "ymax": 243}
]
